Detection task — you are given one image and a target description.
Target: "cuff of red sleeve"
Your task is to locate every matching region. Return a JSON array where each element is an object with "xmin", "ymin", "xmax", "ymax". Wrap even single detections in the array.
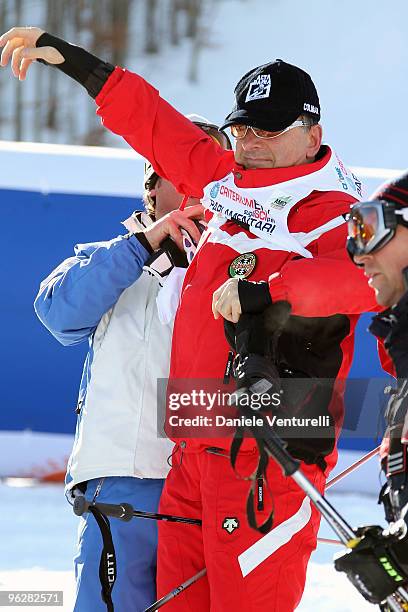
[
  {"xmin": 95, "ymin": 66, "xmax": 125, "ymax": 105},
  {"xmin": 267, "ymin": 273, "xmax": 290, "ymax": 303}
]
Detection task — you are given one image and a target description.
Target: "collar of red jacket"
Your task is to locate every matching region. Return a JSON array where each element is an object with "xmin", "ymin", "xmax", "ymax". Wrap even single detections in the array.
[{"xmin": 230, "ymin": 144, "xmax": 331, "ymax": 188}]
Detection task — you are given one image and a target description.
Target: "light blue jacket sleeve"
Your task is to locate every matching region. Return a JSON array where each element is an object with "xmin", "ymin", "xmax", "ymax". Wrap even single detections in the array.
[{"xmin": 34, "ymin": 234, "xmax": 151, "ymax": 346}]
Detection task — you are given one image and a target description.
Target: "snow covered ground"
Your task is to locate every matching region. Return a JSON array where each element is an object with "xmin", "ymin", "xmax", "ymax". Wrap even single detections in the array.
[
  {"xmin": 0, "ymin": 481, "xmax": 385, "ymax": 611},
  {"xmin": 0, "ymin": 483, "xmax": 76, "ymax": 611}
]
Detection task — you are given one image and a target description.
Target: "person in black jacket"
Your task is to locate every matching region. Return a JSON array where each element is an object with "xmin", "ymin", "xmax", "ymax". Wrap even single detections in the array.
[
  {"xmin": 349, "ymin": 171, "xmax": 408, "ymax": 514},
  {"xmin": 334, "ymin": 171, "xmax": 408, "ymax": 607}
]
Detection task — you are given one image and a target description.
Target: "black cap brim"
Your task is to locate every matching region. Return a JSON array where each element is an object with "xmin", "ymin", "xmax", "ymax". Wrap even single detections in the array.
[{"xmin": 220, "ymin": 108, "xmax": 301, "ymax": 133}]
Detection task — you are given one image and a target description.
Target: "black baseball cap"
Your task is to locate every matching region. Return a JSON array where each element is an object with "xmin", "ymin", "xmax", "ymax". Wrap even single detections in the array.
[{"xmin": 221, "ymin": 59, "xmax": 320, "ymax": 133}]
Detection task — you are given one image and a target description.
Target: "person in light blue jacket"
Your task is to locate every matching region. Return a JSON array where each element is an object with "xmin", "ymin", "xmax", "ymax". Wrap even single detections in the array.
[{"xmin": 33, "ymin": 117, "xmax": 229, "ymax": 612}]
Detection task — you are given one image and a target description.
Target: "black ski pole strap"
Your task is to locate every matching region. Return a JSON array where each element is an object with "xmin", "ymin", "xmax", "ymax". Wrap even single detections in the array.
[
  {"xmin": 230, "ymin": 425, "xmax": 274, "ymax": 534},
  {"xmin": 246, "ymin": 440, "xmax": 274, "ymax": 534},
  {"xmin": 88, "ymin": 505, "xmax": 116, "ymax": 612},
  {"xmin": 230, "ymin": 425, "xmax": 245, "ymax": 475}
]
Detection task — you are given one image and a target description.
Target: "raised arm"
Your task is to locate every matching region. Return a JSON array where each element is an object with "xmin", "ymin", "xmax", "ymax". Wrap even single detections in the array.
[{"xmin": 0, "ymin": 27, "xmax": 233, "ymax": 196}]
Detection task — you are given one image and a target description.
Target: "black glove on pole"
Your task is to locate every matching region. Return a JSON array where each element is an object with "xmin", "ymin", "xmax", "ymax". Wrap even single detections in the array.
[{"xmin": 334, "ymin": 525, "xmax": 408, "ymax": 606}]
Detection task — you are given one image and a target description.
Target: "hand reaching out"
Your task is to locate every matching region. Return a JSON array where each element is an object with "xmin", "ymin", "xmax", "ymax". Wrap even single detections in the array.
[{"xmin": 0, "ymin": 27, "xmax": 64, "ymax": 80}]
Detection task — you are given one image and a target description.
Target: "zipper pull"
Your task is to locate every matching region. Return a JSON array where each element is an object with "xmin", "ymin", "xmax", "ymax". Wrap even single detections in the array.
[{"xmin": 223, "ymin": 350, "xmax": 235, "ymax": 384}]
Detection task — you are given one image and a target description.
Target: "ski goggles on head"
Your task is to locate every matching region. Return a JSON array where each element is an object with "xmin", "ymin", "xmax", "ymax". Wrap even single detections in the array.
[{"xmin": 346, "ymin": 199, "xmax": 408, "ymax": 261}]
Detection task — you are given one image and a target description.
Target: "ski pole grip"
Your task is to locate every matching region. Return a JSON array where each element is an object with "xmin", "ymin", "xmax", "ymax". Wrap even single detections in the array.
[
  {"xmin": 262, "ymin": 427, "xmax": 301, "ymax": 477},
  {"xmin": 73, "ymin": 497, "xmax": 134, "ymax": 521}
]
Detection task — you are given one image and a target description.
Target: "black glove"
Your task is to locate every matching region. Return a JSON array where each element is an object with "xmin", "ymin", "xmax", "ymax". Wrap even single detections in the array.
[
  {"xmin": 380, "ymin": 482, "xmax": 408, "ymax": 529},
  {"xmin": 334, "ymin": 525, "xmax": 408, "ymax": 604},
  {"xmin": 237, "ymin": 280, "xmax": 273, "ymax": 314},
  {"xmin": 36, "ymin": 32, "xmax": 114, "ymax": 98},
  {"xmin": 224, "ymin": 302, "xmax": 291, "ymax": 400}
]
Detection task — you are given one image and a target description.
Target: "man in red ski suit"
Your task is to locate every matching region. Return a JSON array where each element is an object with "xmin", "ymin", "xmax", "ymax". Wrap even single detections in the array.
[{"xmin": 0, "ymin": 27, "xmax": 378, "ymax": 611}]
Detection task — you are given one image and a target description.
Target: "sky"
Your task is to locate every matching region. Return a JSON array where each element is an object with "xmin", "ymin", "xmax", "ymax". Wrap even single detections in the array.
[{"xmin": 131, "ymin": 0, "xmax": 408, "ymax": 172}]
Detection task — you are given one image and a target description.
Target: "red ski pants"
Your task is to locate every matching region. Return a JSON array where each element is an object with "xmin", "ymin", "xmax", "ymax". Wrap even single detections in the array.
[{"xmin": 157, "ymin": 445, "xmax": 326, "ymax": 611}]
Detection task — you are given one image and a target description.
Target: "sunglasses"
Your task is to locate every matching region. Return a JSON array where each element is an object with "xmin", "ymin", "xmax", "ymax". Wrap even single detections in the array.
[
  {"xmin": 230, "ymin": 119, "xmax": 306, "ymax": 140},
  {"xmin": 346, "ymin": 199, "xmax": 408, "ymax": 261}
]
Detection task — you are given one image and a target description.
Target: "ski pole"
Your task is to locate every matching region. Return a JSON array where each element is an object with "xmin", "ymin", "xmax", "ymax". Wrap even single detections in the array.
[
  {"xmin": 73, "ymin": 496, "xmax": 202, "ymax": 526},
  {"xmin": 142, "ymin": 534, "xmax": 345, "ymax": 612},
  {"xmin": 73, "ymin": 497, "xmax": 207, "ymax": 611},
  {"xmin": 142, "ymin": 433, "xmax": 399, "ymax": 612},
  {"xmin": 256, "ymin": 414, "xmax": 360, "ymax": 543},
  {"xmin": 318, "ymin": 537, "xmax": 342, "ymax": 546},
  {"xmin": 326, "ymin": 445, "xmax": 380, "ymax": 490},
  {"xmin": 144, "ymin": 569, "xmax": 207, "ymax": 612},
  {"xmin": 141, "ymin": 528, "xmax": 345, "ymax": 612},
  {"xmin": 318, "ymin": 447, "xmax": 381, "ymax": 547},
  {"xmin": 254, "ymin": 413, "xmax": 408, "ymax": 612},
  {"xmin": 318, "ymin": 445, "xmax": 381, "ymax": 548},
  {"xmin": 141, "ymin": 429, "xmax": 400, "ymax": 611}
]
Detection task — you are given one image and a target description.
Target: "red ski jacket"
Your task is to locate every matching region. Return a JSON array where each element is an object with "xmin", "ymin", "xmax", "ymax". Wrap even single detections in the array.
[{"xmin": 95, "ymin": 69, "xmax": 378, "ymax": 471}]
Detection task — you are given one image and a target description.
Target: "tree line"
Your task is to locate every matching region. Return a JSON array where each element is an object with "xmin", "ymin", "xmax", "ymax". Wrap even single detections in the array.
[{"xmin": 0, "ymin": 0, "xmax": 212, "ymax": 145}]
